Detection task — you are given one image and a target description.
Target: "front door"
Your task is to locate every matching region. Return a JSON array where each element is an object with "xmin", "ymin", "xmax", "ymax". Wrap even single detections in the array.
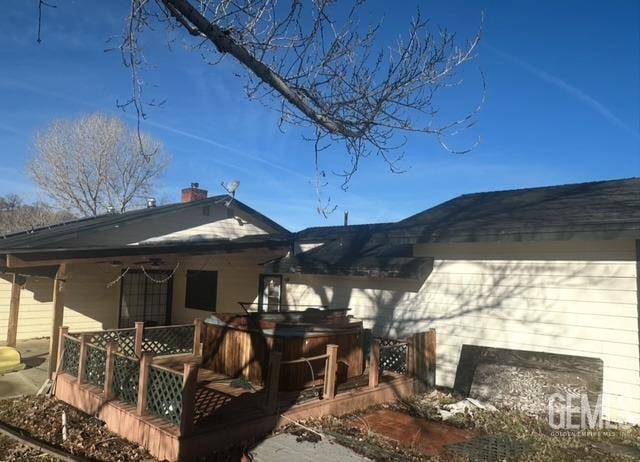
[
  {"xmin": 119, "ymin": 270, "xmax": 173, "ymax": 327},
  {"xmin": 258, "ymin": 274, "xmax": 282, "ymax": 312}
]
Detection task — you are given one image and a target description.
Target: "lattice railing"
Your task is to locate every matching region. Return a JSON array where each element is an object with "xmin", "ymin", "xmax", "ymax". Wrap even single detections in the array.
[
  {"xmin": 143, "ymin": 325, "xmax": 195, "ymax": 356},
  {"xmin": 146, "ymin": 365, "xmax": 183, "ymax": 426},
  {"xmin": 113, "ymin": 353, "xmax": 140, "ymax": 406},
  {"xmin": 88, "ymin": 329, "xmax": 137, "ymax": 357},
  {"xmin": 85, "ymin": 344, "xmax": 107, "ymax": 388},
  {"xmin": 61, "ymin": 335, "xmax": 80, "ymax": 377},
  {"xmin": 57, "ymin": 321, "xmax": 202, "ymax": 435},
  {"xmin": 378, "ymin": 337, "xmax": 408, "ymax": 375}
]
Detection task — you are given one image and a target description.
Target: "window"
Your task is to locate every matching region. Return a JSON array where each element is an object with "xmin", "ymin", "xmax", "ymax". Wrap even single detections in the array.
[
  {"xmin": 119, "ymin": 270, "xmax": 172, "ymax": 328},
  {"xmin": 185, "ymin": 270, "xmax": 218, "ymax": 311},
  {"xmin": 258, "ymin": 274, "xmax": 282, "ymax": 312}
]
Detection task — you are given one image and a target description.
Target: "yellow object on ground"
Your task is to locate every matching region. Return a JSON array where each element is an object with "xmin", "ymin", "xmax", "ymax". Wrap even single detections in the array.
[{"xmin": 0, "ymin": 347, "xmax": 26, "ymax": 375}]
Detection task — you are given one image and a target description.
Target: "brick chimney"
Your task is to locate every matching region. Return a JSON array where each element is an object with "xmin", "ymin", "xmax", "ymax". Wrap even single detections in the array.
[{"xmin": 181, "ymin": 182, "xmax": 208, "ymax": 202}]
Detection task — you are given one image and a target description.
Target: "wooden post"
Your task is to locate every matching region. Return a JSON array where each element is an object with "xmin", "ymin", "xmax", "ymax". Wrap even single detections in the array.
[
  {"xmin": 426, "ymin": 328, "xmax": 436, "ymax": 388},
  {"xmin": 368, "ymin": 339, "xmax": 380, "ymax": 389},
  {"xmin": 180, "ymin": 361, "xmax": 199, "ymax": 435},
  {"xmin": 77, "ymin": 334, "xmax": 90, "ymax": 385},
  {"xmin": 47, "ymin": 264, "xmax": 67, "ymax": 378},
  {"xmin": 104, "ymin": 342, "xmax": 118, "ymax": 399},
  {"xmin": 323, "ymin": 344, "xmax": 338, "ymax": 400},
  {"xmin": 136, "ymin": 352, "xmax": 153, "ymax": 416},
  {"xmin": 6, "ymin": 274, "xmax": 24, "ymax": 347},
  {"xmin": 193, "ymin": 318, "xmax": 203, "ymax": 357},
  {"xmin": 264, "ymin": 351, "xmax": 282, "ymax": 414},
  {"xmin": 134, "ymin": 322, "xmax": 145, "ymax": 357},
  {"xmin": 55, "ymin": 326, "xmax": 69, "ymax": 374},
  {"xmin": 411, "ymin": 330, "xmax": 436, "ymax": 392}
]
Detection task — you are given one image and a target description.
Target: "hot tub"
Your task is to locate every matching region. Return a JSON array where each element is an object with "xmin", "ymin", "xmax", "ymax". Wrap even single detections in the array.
[{"xmin": 202, "ymin": 310, "xmax": 364, "ymax": 390}]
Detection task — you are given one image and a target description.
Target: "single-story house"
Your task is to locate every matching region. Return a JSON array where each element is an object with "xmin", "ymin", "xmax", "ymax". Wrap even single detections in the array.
[{"xmin": 1, "ymin": 178, "xmax": 638, "ymax": 424}]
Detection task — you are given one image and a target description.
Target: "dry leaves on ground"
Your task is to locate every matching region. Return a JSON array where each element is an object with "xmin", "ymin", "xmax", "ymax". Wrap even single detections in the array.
[{"xmin": 0, "ymin": 396, "xmax": 153, "ymax": 462}]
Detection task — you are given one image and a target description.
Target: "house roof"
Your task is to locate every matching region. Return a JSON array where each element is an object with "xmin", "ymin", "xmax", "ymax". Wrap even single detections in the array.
[
  {"xmin": 267, "ymin": 178, "xmax": 640, "ymax": 279},
  {"xmin": 267, "ymin": 225, "xmax": 431, "ymax": 279},
  {"xmin": 295, "ymin": 223, "xmax": 394, "ymax": 241},
  {"xmin": 3, "ymin": 177, "xmax": 637, "ymax": 277},
  {"xmin": 0, "ymin": 196, "xmax": 290, "ymax": 251},
  {"xmin": 393, "ymin": 177, "xmax": 640, "ymax": 243}
]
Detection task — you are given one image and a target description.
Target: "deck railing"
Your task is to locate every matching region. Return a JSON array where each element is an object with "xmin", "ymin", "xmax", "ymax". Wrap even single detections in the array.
[
  {"xmin": 74, "ymin": 319, "xmax": 203, "ymax": 359},
  {"xmin": 368, "ymin": 329, "xmax": 436, "ymax": 390},
  {"xmin": 55, "ymin": 320, "xmax": 202, "ymax": 436},
  {"xmin": 263, "ymin": 344, "xmax": 339, "ymax": 414}
]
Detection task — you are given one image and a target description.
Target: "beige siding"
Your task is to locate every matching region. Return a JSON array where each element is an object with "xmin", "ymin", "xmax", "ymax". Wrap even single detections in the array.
[
  {"xmin": 284, "ymin": 240, "xmax": 640, "ymax": 424},
  {"xmin": 0, "ymin": 265, "xmax": 122, "ymax": 342},
  {"xmin": 0, "ymin": 275, "xmax": 54, "ymax": 341},
  {"xmin": 171, "ymin": 252, "xmax": 278, "ymax": 322},
  {"xmin": 0, "ymin": 251, "xmax": 270, "ymax": 342}
]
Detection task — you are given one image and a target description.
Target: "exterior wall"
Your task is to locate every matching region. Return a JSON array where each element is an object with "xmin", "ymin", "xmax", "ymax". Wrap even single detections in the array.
[
  {"xmin": 0, "ymin": 264, "xmax": 121, "ymax": 341},
  {"xmin": 170, "ymin": 252, "xmax": 276, "ymax": 322},
  {"xmin": 0, "ymin": 251, "xmax": 274, "ymax": 342},
  {"xmin": 283, "ymin": 239, "xmax": 640, "ymax": 424},
  {"xmin": 0, "ymin": 275, "xmax": 54, "ymax": 341}
]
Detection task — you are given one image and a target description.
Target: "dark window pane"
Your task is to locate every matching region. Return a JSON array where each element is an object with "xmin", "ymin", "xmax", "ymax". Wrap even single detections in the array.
[{"xmin": 185, "ymin": 270, "xmax": 217, "ymax": 311}]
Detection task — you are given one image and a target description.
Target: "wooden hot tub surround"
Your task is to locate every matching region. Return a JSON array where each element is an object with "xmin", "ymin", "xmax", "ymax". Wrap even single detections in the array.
[{"xmin": 202, "ymin": 310, "xmax": 364, "ymax": 389}]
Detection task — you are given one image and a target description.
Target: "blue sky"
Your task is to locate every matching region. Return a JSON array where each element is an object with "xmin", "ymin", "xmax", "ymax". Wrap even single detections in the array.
[{"xmin": 1, "ymin": 0, "xmax": 638, "ymax": 230}]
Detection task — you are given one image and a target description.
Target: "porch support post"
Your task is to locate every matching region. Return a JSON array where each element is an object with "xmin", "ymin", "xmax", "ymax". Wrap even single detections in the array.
[
  {"xmin": 47, "ymin": 264, "xmax": 67, "ymax": 379},
  {"xmin": 6, "ymin": 274, "xmax": 25, "ymax": 347}
]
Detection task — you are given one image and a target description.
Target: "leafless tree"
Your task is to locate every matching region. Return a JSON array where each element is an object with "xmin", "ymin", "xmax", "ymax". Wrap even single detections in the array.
[
  {"xmin": 121, "ymin": 1, "xmax": 482, "ymax": 213},
  {"xmin": 35, "ymin": 1, "xmax": 482, "ymax": 215},
  {"xmin": 28, "ymin": 113, "xmax": 170, "ymax": 216},
  {"xmin": 0, "ymin": 194, "xmax": 74, "ymax": 235}
]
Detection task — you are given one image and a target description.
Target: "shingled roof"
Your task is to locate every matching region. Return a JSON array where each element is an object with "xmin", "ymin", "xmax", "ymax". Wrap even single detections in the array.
[
  {"xmin": 393, "ymin": 177, "xmax": 640, "ymax": 243},
  {"xmin": 266, "ymin": 178, "xmax": 640, "ymax": 279},
  {"xmin": 0, "ymin": 195, "xmax": 290, "ymax": 251}
]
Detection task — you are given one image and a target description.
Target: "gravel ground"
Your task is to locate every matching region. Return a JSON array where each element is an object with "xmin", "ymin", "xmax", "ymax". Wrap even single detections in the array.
[{"xmin": 0, "ymin": 396, "xmax": 153, "ymax": 461}]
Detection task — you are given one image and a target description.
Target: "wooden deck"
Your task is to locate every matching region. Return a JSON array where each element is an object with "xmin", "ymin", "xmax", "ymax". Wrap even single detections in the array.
[
  {"xmin": 53, "ymin": 325, "xmax": 435, "ymax": 462},
  {"xmin": 55, "ymin": 357, "xmax": 416, "ymax": 461}
]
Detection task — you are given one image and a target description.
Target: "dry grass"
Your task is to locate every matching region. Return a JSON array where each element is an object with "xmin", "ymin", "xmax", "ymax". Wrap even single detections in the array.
[{"xmin": 399, "ymin": 394, "xmax": 640, "ymax": 462}]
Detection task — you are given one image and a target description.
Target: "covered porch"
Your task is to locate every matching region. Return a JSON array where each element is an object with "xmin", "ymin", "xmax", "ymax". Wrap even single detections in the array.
[{"xmin": 1, "ymin": 236, "xmax": 291, "ymax": 379}]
